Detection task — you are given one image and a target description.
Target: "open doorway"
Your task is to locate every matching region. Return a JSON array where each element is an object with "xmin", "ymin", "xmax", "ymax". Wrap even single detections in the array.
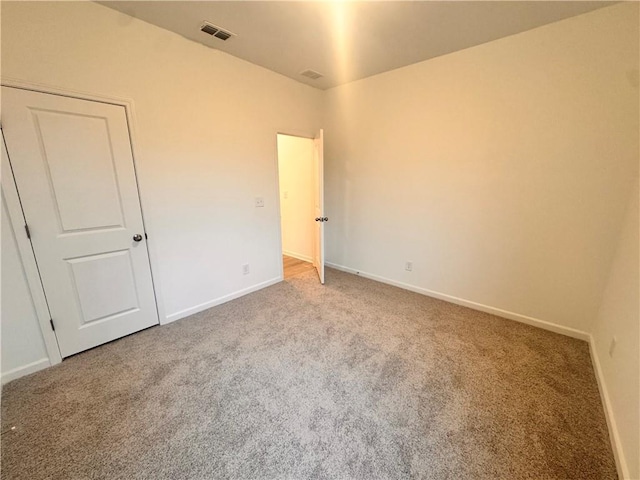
[
  {"xmin": 277, "ymin": 133, "xmax": 316, "ymax": 280},
  {"xmin": 277, "ymin": 130, "xmax": 326, "ymax": 283}
]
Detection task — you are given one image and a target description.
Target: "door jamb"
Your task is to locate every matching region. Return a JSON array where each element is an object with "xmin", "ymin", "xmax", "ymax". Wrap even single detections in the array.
[
  {"xmin": 2, "ymin": 133, "xmax": 63, "ymax": 366},
  {"xmin": 274, "ymin": 130, "xmax": 316, "ymax": 282},
  {"xmin": 1, "ymin": 78, "xmax": 166, "ymax": 354}
]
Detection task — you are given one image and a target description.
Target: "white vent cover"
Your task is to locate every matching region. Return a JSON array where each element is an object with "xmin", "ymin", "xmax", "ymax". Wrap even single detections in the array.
[
  {"xmin": 200, "ymin": 21, "xmax": 236, "ymax": 41},
  {"xmin": 300, "ymin": 70, "xmax": 324, "ymax": 80}
]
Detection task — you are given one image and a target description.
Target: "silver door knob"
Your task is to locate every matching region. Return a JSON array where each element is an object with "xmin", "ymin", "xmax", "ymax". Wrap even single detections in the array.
[{"xmin": 133, "ymin": 234, "xmax": 143, "ymax": 242}]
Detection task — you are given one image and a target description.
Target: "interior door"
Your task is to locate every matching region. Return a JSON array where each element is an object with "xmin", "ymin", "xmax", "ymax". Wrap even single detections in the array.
[
  {"xmin": 313, "ymin": 129, "xmax": 326, "ymax": 284},
  {"xmin": 1, "ymin": 87, "xmax": 158, "ymax": 357}
]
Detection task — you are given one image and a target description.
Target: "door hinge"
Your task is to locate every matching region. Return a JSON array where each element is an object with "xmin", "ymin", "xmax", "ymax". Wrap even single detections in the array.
[
  {"xmin": 145, "ymin": 232, "xmax": 148, "ymax": 240},
  {"xmin": 25, "ymin": 224, "xmax": 31, "ymax": 239},
  {"xmin": 49, "ymin": 319, "xmax": 55, "ymax": 331}
]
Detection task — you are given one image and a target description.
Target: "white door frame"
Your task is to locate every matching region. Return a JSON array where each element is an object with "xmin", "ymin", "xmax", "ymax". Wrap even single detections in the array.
[
  {"xmin": 0, "ymin": 77, "xmax": 166, "ymax": 365},
  {"xmin": 2, "ymin": 135, "xmax": 63, "ymax": 365},
  {"xmin": 274, "ymin": 129, "xmax": 318, "ymax": 282}
]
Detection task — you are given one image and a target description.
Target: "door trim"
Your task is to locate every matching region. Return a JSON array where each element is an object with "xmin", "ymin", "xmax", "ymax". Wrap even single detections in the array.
[
  {"xmin": 1, "ymin": 136, "xmax": 63, "ymax": 366},
  {"xmin": 1, "ymin": 79, "xmax": 165, "ymax": 354},
  {"xmin": 274, "ymin": 130, "xmax": 316, "ymax": 283}
]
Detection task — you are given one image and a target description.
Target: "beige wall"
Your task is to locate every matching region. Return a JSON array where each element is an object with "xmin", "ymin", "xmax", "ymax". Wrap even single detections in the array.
[
  {"xmin": 278, "ymin": 135, "xmax": 315, "ymax": 262},
  {"xmin": 323, "ymin": 3, "xmax": 638, "ymax": 334},
  {"xmin": 592, "ymin": 183, "xmax": 639, "ymax": 479},
  {"xmin": 1, "ymin": 1, "xmax": 322, "ymax": 324}
]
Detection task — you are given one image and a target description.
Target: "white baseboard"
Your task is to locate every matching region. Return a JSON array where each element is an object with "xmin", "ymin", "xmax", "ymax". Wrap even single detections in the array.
[
  {"xmin": 325, "ymin": 262, "xmax": 590, "ymax": 341},
  {"xmin": 1, "ymin": 358, "xmax": 51, "ymax": 385},
  {"xmin": 589, "ymin": 336, "xmax": 628, "ymax": 479},
  {"xmin": 163, "ymin": 276, "xmax": 283, "ymax": 324},
  {"xmin": 282, "ymin": 250, "xmax": 313, "ymax": 263}
]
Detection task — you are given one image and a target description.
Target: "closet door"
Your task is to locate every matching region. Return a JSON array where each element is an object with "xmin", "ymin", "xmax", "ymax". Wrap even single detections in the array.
[{"xmin": 2, "ymin": 87, "xmax": 158, "ymax": 357}]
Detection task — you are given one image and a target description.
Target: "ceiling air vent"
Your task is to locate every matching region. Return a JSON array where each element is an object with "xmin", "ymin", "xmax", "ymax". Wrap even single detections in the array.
[
  {"xmin": 200, "ymin": 22, "xmax": 236, "ymax": 41},
  {"xmin": 300, "ymin": 70, "xmax": 324, "ymax": 80}
]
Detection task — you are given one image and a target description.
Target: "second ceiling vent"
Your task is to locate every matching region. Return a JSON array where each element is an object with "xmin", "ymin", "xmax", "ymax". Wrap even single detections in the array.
[
  {"xmin": 300, "ymin": 70, "xmax": 324, "ymax": 80},
  {"xmin": 200, "ymin": 22, "xmax": 236, "ymax": 41}
]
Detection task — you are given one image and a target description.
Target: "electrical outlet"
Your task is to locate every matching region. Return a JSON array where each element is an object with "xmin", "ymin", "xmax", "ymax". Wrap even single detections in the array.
[
  {"xmin": 242, "ymin": 264, "xmax": 250, "ymax": 275},
  {"xmin": 255, "ymin": 197, "xmax": 264, "ymax": 208},
  {"xmin": 405, "ymin": 261, "xmax": 413, "ymax": 272},
  {"xmin": 609, "ymin": 336, "xmax": 617, "ymax": 357}
]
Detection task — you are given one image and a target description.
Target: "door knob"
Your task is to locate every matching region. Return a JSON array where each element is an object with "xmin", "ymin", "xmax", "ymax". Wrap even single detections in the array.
[{"xmin": 133, "ymin": 234, "xmax": 143, "ymax": 242}]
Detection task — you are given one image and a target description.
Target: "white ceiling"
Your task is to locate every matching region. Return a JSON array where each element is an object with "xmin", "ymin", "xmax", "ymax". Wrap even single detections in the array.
[{"xmin": 98, "ymin": 1, "xmax": 614, "ymax": 90}]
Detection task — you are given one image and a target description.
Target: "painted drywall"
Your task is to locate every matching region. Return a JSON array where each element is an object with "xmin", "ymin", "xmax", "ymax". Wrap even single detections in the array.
[
  {"xmin": 592, "ymin": 183, "xmax": 639, "ymax": 479},
  {"xmin": 323, "ymin": 2, "xmax": 639, "ymax": 335},
  {"xmin": 1, "ymin": 0, "xmax": 322, "ymax": 335},
  {"xmin": 1, "ymin": 193, "xmax": 50, "ymax": 382},
  {"xmin": 278, "ymin": 135, "xmax": 315, "ymax": 262}
]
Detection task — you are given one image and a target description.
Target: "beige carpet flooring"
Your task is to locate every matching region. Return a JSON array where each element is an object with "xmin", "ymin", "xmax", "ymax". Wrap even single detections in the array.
[{"xmin": 1, "ymin": 268, "xmax": 616, "ymax": 479}]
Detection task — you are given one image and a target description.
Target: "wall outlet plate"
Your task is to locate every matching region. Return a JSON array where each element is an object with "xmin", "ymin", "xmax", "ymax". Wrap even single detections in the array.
[
  {"xmin": 405, "ymin": 261, "xmax": 413, "ymax": 272},
  {"xmin": 242, "ymin": 264, "xmax": 250, "ymax": 275},
  {"xmin": 255, "ymin": 197, "xmax": 265, "ymax": 207}
]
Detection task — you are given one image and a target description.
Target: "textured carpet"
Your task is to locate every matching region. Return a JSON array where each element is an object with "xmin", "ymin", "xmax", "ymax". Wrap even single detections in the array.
[{"xmin": 1, "ymin": 268, "xmax": 616, "ymax": 479}]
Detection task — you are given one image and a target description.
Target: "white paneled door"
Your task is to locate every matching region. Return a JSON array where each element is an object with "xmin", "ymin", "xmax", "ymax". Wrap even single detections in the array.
[
  {"xmin": 2, "ymin": 87, "xmax": 158, "ymax": 357},
  {"xmin": 313, "ymin": 129, "xmax": 325, "ymax": 284}
]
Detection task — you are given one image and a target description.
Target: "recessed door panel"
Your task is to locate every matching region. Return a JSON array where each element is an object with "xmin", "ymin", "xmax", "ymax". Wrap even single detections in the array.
[
  {"xmin": 33, "ymin": 110, "xmax": 124, "ymax": 233},
  {"xmin": 67, "ymin": 250, "xmax": 139, "ymax": 325},
  {"xmin": 2, "ymin": 87, "xmax": 158, "ymax": 357}
]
